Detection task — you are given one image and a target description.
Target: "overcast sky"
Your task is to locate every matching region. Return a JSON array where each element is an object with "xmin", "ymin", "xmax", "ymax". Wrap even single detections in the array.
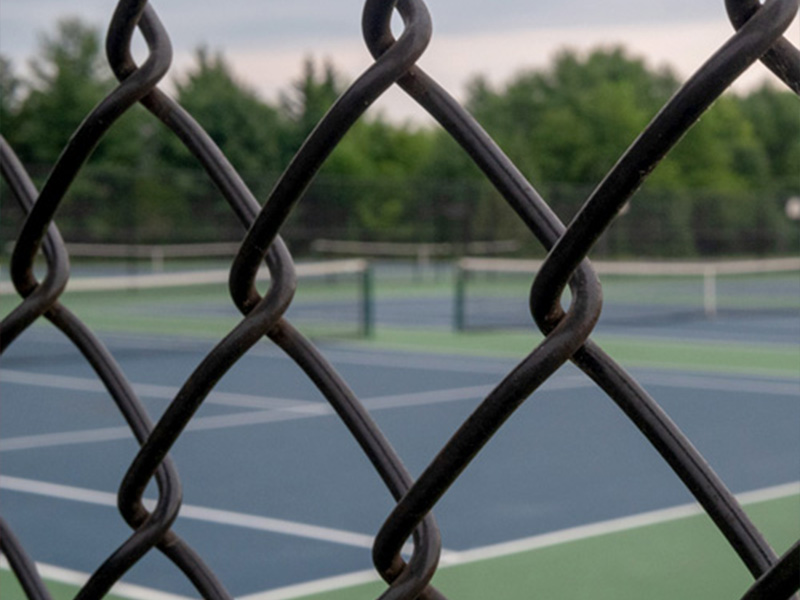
[{"xmin": 2, "ymin": 1, "xmax": 797, "ymax": 123}]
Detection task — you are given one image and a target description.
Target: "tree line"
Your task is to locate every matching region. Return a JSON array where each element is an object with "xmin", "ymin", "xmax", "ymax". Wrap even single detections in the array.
[{"xmin": 1, "ymin": 18, "xmax": 798, "ymax": 257}]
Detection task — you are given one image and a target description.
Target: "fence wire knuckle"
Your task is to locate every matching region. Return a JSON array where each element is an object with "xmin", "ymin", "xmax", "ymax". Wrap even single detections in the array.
[{"xmin": 0, "ymin": 0, "xmax": 798, "ymax": 598}]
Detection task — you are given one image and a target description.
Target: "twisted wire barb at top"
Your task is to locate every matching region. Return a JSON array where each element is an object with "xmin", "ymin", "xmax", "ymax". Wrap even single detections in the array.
[
  {"xmin": 726, "ymin": 0, "xmax": 800, "ymax": 93},
  {"xmin": 0, "ymin": 0, "xmax": 798, "ymax": 599}
]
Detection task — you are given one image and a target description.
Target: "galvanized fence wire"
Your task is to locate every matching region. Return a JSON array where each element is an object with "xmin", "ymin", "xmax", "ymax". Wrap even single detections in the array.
[{"xmin": 0, "ymin": 0, "xmax": 798, "ymax": 598}]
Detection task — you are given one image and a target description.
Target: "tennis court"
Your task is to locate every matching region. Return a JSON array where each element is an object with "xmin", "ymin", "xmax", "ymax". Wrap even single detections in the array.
[
  {"xmin": 1, "ymin": 261, "xmax": 798, "ymax": 599},
  {"xmin": 3, "ymin": 0, "xmax": 799, "ymax": 595}
]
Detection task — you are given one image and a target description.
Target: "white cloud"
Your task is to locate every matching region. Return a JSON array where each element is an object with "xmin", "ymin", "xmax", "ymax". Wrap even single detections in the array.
[
  {"xmin": 209, "ymin": 17, "xmax": 799, "ymax": 125},
  {"xmin": 3, "ymin": 1, "xmax": 796, "ymax": 126}
]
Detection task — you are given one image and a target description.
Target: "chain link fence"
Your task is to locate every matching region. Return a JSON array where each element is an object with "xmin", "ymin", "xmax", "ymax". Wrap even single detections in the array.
[
  {"xmin": 3, "ymin": 167, "xmax": 798, "ymax": 257},
  {"xmin": 1, "ymin": 0, "xmax": 799, "ymax": 598}
]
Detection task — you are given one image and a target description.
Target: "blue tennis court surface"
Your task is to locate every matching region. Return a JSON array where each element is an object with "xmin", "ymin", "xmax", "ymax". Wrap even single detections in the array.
[{"xmin": 1, "ymin": 314, "xmax": 798, "ymax": 598}]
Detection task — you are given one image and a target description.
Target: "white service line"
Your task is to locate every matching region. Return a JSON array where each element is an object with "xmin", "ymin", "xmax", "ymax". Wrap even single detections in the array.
[
  {"xmin": 303, "ymin": 347, "xmax": 522, "ymax": 374},
  {"xmin": 6, "ymin": 329, "xmax": 524, "ymax": 375},
  {"xmin": 237, "ymin": 568, "xmax": 382, "ymax": 600},
  {"xmin": 0, "ymin": 368, "xmax": 320, "ymax": 411},
  {"xmin": 1, "ymin": 373, "xmax": 534, "ymax": 452},
  {"xmin": 440, "ymin": 481, "xmax": 800, "ymax": 565},
  {"xmin": 636, "ymin": 371, "xmax": 800, "ymax": 396},
  {"xmin": 361, "ymin": 377, "xmax": 593, "ymax": 411},
  {"xmin": 0, "ymin": 374, "xmax": 594, "ymax": 452},
  {"xmin": 0, "ymin": 475, "xmax": 386, "ymax": 550},
  {"xmin": 2, "ymin": 476, "xmax": 796, "ymax": 600},
  {"xmin": 0, "ymin": 425, "xmax": 135, "ymax": 451},
  {"xmin": 0, "ymin": 405, "xmax": 331, "ymax": 451},
  {"xmin": 5, "ymin": 361, "xmax": 795, "ymax": 453},
  {"xmin": 238, "ymin": 481, "xmax": 800, "ymax": 600},
  {"xmin": 6, "ymin": 360, "xmax": 800, "ymax": 452}
]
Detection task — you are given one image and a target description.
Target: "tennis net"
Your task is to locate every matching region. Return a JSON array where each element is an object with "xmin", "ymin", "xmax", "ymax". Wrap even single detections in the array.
[
  {"xmin": 1, "ymin": 257, "xmax": 374, "ymax": 339},
  {"xmin": 311, "ymin": 239, "xmax": 521, "ymax": 281},
  {"xmin": 454, "ymin": 257, "xmax": 800, "ymax": 330}
]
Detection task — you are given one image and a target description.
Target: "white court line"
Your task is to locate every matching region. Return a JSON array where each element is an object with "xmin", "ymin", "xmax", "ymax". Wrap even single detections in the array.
[
  {"xmin": 440, "ymin": 481, "xmax": 800, "ymax": 566},
  {"xmin": 0, "ymin": 475, "xmax": 384, "ymax": 550},
  {"xmin": 1, "ymin": 426, "xmax": 135, "ymax": 451},
  {"xmin": 636, "ymin": 372, "xmax": 800, "ymax": 396},
  {"xmin": 11, "ymin": 327, "xmax": 800, "ymax": 379},
  {"xmin": 3, "ymin": 363, "xmax": 796, "ymax": 453},
  {"xmin": 238, "ymin": 481, "xmax": 800, "ymax": 600},
  {"xmin": 0, "ymin": 371, "xmax": 529, "ymax": 451},
  {"xmin": 5, "ymin": 329, "xmax": 523, "ymax": 375},
  {"xmin": 0, "ymin": 368, "xmax": 319, "ymax": 411},
  {"xmin": 237, "ymin": 569, "xmax": 381, "ymax": 600},
  {"xmin": 0, "ymin": 373, "xmax": 594, "ymax": 452},
  {"xmin": 0, "ymin": 406, "xmax": 330, "ymax": 451},
  {"xmin": 362, "ymin": 377, "xmax": 592, "ymax": 411},
  {"xmin": 0, "ymin": 556, "xmax": 194, "ymax": 600},
  {"xmin": 1, "ymin": 476, "xmax": 796, "ymax": 600},
  {"xmin": 294, "ymin": 346, "xmax": 522, "ymax": 375}
]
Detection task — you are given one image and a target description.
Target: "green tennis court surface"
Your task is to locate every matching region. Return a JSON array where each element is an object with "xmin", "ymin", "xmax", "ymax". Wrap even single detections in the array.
[
  {"xmin": 297, "ymin": 492, "xmax": 800, "ymax": 600},
  {"xmin": 0, "ymin": 573, "xmax": 130, "ymax": 600},
  {"xmin": 2, "ymin": 492, "xmax": 797, "ymax": 599},
  {"xmin": 352, "ymin": 328, "xmax": 800, "ymax": 378}
]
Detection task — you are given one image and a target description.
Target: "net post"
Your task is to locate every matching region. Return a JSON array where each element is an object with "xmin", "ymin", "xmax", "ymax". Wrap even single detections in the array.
[
  {"xmin": 454, "ymin": 259, "xmax": 466, "ymax": 331},
  {"xmin": 362, "ymin": 261, "xmax": 375, "ymax": 337},
  {"xmin": 703, "ymin": 266, "xmax": 717, "ymax": 318}
]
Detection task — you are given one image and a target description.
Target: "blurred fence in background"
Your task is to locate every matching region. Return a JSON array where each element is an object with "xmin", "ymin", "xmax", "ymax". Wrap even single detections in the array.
[{"xmin": 2, "ymin": 166, "xmax": 798, "ymax": 259}]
